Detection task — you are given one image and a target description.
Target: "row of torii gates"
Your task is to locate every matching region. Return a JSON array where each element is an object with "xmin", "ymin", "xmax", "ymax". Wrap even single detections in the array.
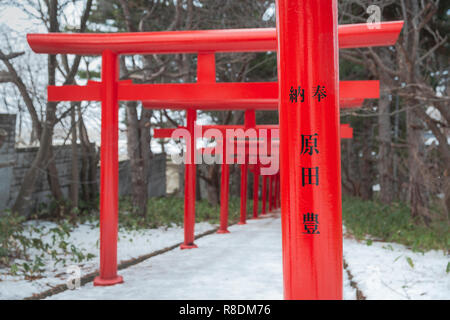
[{"xmin": 27, "ymin": 1, "xmax": 403, "ymax": 299}]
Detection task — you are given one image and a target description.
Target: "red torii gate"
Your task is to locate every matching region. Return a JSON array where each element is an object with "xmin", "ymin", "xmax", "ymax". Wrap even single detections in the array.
[
  {"xmin": 147, "ymin": 49, "xmax": 364, "ymax": 245},
  {"xmin": 148, "ymin": 49, "xmax": 367, "ymax": 241},
  {"xmin": 154, "ymin": 122, "xmax": 353, "ymax": 232},
  {"xmin": 27, "ymin": 3, "xmax": 403, "ymax": 298},
  {"xmin": 200, "ymin": 136, "xmax": 282, "ymax": 226}
]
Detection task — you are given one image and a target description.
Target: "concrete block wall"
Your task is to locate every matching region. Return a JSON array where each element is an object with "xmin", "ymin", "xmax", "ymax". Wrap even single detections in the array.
[{"xmin": 0, "ymin": 113, "xmax": 166, "ymax": 214}]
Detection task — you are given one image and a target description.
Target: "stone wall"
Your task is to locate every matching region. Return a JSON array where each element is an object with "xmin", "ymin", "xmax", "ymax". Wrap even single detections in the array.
[
  {"xmin": 0, "ymin": 114, "xmax": 166, "ymax": 214},
  {"xmin": 117, "ymin": 153, "xmax": 166, "ymax": 198},
  {"xmin": 0, "ymin": 114, "xmax": 16, "ymax": 212}
]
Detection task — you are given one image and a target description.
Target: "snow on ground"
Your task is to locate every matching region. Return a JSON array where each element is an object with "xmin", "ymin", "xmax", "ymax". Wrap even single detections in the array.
[
  {"xmin": 1, "ymin": 212, "xmax": 448, "ymax": 300},
  {"xmin": 48, "ymin": 214, "xmax": 356, "ymax": 300},
  {"xmin": 49, "ymin": 214, "xmax": 284, "ymax": 299},
  {"xmin": 49, "ymin": 215, "xmax": 284, "ymax": 300},
  {"xmin": 0, "ymin": 220, "xmax": 215, "ymax": 300},
  {"xmin": 343, "ymin": 238, "xmax": 449, "ymax": 300}
]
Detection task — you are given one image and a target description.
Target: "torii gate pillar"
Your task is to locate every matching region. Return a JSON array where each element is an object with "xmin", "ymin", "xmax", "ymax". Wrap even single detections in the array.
[
  {"xmin": 180, "ymin": 109, "xmax": 198, "ymax": 249},
  {"xmin": 268, "ymin": 175, "xmax": 273, "ymax": 212},
  {"xmin": 276, "ymin": 0, "xmax": 343, "ymax": 299},
  {"xmin": 94, "ymin": 50, "xmax": 123, "ymax": 286},
  {"xmin": 218, "ymin": 140, "xmax": 230, "ymax": 234},
  {"xmin": 261, "ymin": 175, "xmax": 267, "ymax": 214},
  {"xmin": 252, "ymin": 170, "xmax": 259, "ymax": 219}
]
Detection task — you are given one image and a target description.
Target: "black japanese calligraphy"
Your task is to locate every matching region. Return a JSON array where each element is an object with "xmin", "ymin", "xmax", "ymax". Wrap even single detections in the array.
[
  {"xmin": 301, "ymin": 133, "xmax": 319, "ymax": 156},
  {"xmin": 303, "ymin": 212, "xmax": 320, "ymax": 234},
  {"xmin": 289, "ymin": 86, "xmax": 305, "ymax": 103},
  {"xmin": 313, "ymin": 85, "xmax": 327, "ymax": 102},
  {"xmin": 301, "ymin": 167, "xmax": 319, "ymax": 186}
]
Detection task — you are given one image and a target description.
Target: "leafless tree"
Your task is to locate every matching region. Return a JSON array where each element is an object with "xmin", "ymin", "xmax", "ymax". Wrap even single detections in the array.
[
  {"xmin": 339, "ymin": 0, "xmax": 449, "ymax": 221},
  {"xmin": 0, "ymin": 0, "xmax": 93, "ymax": 216}
]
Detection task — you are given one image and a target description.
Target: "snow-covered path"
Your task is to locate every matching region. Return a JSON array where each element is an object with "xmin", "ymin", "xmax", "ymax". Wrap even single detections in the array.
[
  {"xmin": 2, "ymin": 211, "xmax": 445, "ymax": 300},
  {"xmin": 49, "ymin": 214, "xmax": 285, "ymax": 299},
  {"xmin": 48, "ymin": 214, "xmax": 360, "ymax": 300}
]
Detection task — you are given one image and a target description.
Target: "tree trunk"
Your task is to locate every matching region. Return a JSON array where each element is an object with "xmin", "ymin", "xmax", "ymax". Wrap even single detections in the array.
[
  {"xmin": 377, "ymin": 76, "xmax": 394, "ymax": 203},
  {"xmin": 46, "ymin": 146, "xmax": 64, "ymax": 204},
  {"xmin": 43, "ymin": 0, "xmax": 64, "ymax": 209},
  {"xmin": 125, "ymin": 101, "xmax": 151, "ymax": 216},
  {"xmin": 360, "ymin": 124, "xmax": 374, "ymax": 201},
  {"xmin": 70, "ymin": 102, "xmax": 79, "ymax": 209},
  {"xmin": 78, "ymin": 105, "xmax": 98, "ymax": 206},
  {"xmin": 196, "ymin": 166, "xmax": 202, "ymax": 201},
  {"xmin": 407, "ymin": 108, "xmax": 429, "ymax": 224},
  {"xmin": 444, "ymin": 169, "xmax": 450, "ymax": 220},
  {"xmin": 402, "ymin": 0, "xmax": 431, "ymax": 225},
  {"xmin": 44, "ymin": 66, "xmax": 64, "ymax": 209},
  {"xmin": 12, "ymin": 0, "xmax": 61, "ymax": 216},
  {"xmin": 6, "ymin": 0, "xmax": 93, "ymax": 216},
  {"xmin": 206, "ymin": 165, "xmax": 220, "ymax": 205},
  {"xmin": 12, "ymin": 101, "xmax": 58, "ymax": 216}
]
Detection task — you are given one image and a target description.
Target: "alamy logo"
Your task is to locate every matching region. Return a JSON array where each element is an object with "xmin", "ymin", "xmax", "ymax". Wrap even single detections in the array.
[
  {"xmin": 366, "ymin": 5, "xmax": 381, "ymax": 30},
  {"xmin": 66, "ymin": 265, "xmax": 81, "ymax": 290},
  {"xmin": 169, "ymin": 125, "xmax": 279, "ymax": 175}
]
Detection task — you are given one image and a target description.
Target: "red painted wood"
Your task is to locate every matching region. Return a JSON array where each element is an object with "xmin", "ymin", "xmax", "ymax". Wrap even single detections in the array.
[
  {"xmin": 340, "ymin": 124, "xmax": 353, "ymax": 139},
  {"xmin": 28, "ymin": 21, "xmax": 403, "ymax": 55},
  {"xmin": 48, "ymin": 81, "xmax": 379, "ymax": 109},
  {"xmin": 276, "ymin": 0, "xmax": 343, "ymax": 299},
  {"xmin": 180, "ymin": 109, "xmax": 198, "ymax": 249},
  {"xmin": 217, "ymin": 161, "xmax": 230, "ymax": 234},
  {"xmin": 252, "ymin": 171, "xmax": 259, "ymax": 219},
  {"xmin": 262, "ymin": 175, "xmax": 267, "ymax": 214},
  {"xmin": 93, "ymin": 50, "xmax": 123, "ymax": 286},
  {"xmin": 268, "ymin": 175, "xmax": 273, "ymax": 212},
  {"xmin": 340, "ymin": 98, "xmax": 365, "ymax": 109},
  {"xmin": 239, "ymin": 163, "xmax": 248, "ymax": 225}
]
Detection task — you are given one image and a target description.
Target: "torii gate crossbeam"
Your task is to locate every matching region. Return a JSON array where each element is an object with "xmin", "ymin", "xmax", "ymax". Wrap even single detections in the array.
[{"xmin": 27, "ymin": 21, "xmax": 403, "ymax": 55}]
